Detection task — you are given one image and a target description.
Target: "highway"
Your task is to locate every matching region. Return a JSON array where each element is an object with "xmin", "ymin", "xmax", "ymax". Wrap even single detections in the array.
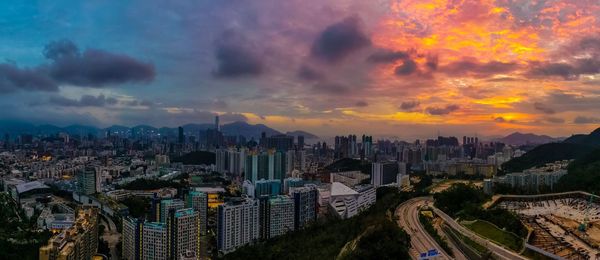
[
  {"xmin": 396, "ymin": 197, "xmax": 453, "ymax": 260},
  {"xmin": 431, "ymin": 204, "xmax": 528, "ymax": 260}
]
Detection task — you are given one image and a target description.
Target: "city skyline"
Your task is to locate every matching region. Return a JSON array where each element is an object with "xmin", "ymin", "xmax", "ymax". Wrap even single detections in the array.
[{"xmin": 1, "ymin": 1, "xmax": 600, "ymax": 138}]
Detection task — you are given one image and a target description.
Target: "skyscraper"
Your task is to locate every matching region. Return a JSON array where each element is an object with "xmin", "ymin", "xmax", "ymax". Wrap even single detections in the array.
[
  {"xmin": 217, "ymin": 198, "xmax": 260, "ymax": 253},
  {"xmin": 186, "ymin": 191, "xmax": 208, "ymax": 235},
  {"xmin": 292, "ymin": 186, "xmax": 318, "ymax": 230},
  {"xmin": 297, "ymin": 135, "xmax": 304, "ymax": 150},
  {"xmin": 215, "ymin": 115, "xmax": 220, "ymax": 131},
  {"xmin": 371, "ymin": 162, "xmax": 400, "ymax": 187},
  {"xmin": 168, "ymin": 208, "xmax": 200, "ymax": 259},
  {"xmin": 159, "ymin": 199, "xmax": 185, "ymax": 223},
  {"xmin": 260, "ymin": 195, "xmax": 294, "ymax": 239},
  {"xmin": 178, "ymin": 126, "xmax": 185, "ymax": 144},
  {"xmin": 123, "ymin": 208, "xmax": 201, "ymax": 260},
  {"xmin": 76, "ymin": 166, "xmax": 99, "ymax": 195}
]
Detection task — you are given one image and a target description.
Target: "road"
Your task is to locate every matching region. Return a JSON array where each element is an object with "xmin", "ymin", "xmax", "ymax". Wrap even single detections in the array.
[
  {"xmin": 396, "ymin": 197, "xmax": 453, "ymax": 260},
  {"xmin": 100, "ymin": 213, "xmax": 120, "ymax": 260},
  {"xmin": 431, "ymin": 205, "xmax": 528, "ymax": 260}
]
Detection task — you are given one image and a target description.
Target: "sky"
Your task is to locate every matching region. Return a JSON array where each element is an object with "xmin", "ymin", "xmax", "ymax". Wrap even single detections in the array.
[{"xmin": 1, "ymin": 0, "xmax": 600, "ymax": 139}]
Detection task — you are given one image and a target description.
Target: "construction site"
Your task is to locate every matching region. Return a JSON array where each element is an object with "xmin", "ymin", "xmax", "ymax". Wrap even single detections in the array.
[{"xmin": 492, "ymin": 192, "xmax": 600, "ymax": 260}]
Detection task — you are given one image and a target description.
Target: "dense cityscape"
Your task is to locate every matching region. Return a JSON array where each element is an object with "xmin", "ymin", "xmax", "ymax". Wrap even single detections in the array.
[
  {"xmin": 3, "ymin": 1, "xmax": 600, "ymax": 260},
  {"xmin": 3, "ymin": 115, "xmax": 600, "ymax": 259}
]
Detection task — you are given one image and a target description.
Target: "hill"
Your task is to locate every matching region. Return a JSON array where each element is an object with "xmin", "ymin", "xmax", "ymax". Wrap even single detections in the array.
[
  {"xmin": 325, "ymin": 158, "xmax": 371, "ymax": 175},
  {"xmin": 501, "ymin": 143, "xmax": 595, "ymax": 172},
  {"xmin": 220, "ymin": 121, "xmax": 281, "ymax": 139},
  {"xmin": 557, "ymin": 149, "xmax": 600, "ymax": 193},
  {"xmin": 502, "ymin": 127, "xmax": 600, "ymax": 172},
  {"xmin": 171, "ymin": 151, "xmax": 215, "ymax": 165},
  {"xmin": 0, "ymin": 120, "xmax": 301, "ymax": 140},
  {"xmin": 563, "ymin": 128, "xmax": 600, "ymax": 147},
  {"xmin": 496, "ymin": 132, "xmax": 560, "ymax": 146},
  {"xmin": 285, "ymin": 130, "xmax": 319, "ymax": 139}
]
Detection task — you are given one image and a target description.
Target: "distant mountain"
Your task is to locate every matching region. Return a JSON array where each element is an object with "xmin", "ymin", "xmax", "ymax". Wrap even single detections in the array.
[
  {"xmin": 496, "ymin": 132, "xmax": 561, "ymax": 146},
  {"xmin": 0, "ymin": 120, "xmax": 293, "ymax": 140},
  {"xmin": 221, "ymin": 121, "xmax": 281, "ymax": 139},
  {"xmin": 286, "ymin": 130, "xmax": 319, "ymax": 139},
  {"xmin": 502, "ymin": 127, "xmax": 600, "ymax": 172}
]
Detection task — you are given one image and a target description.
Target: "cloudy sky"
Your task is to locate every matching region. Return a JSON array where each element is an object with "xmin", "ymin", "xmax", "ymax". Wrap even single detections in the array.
[{"xmin": 1, "ymin": 0, "xmax": 600, "ymax": 138}]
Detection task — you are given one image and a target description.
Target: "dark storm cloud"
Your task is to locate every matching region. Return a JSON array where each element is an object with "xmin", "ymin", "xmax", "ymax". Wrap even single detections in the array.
[
  {"xmin": 297, "ymin": 65, "xmax": 324, "ymax": 81},
  {"xmin": 529, "ymin": 37, "xmax": 600, "ymax": 80},
  {"xmin": 366, "ymin": 50, "xmax": 410, "ymax": 63},
  {"xmin": 311, "ymin": 16, "xmax": 371, "ymax": 63},
  {"xmin": 0, "ymin": 64, "xmax": 57, "ymax": 93},
  {"xmin": 544, "ymin": 117, "xmax": 564, "ymax": 124},
  {"xmin": 394, "ymin": 59, "xmax": 418, "ymax": 76},
  {"xmin": 44, "ymin": 39, "xmax": 79, "ymax": 60},
  {"xmin": 47, "ymin": 48, "xmax": 156, "ymax": 87},
  {"xmin": 49, "ymin": 94, "xmax": 115, "ymax": 107},
  {"xmin": 442, "ymin": 58, "xmax": 519, "ymax": 77},
  {"xmin": 355, "ymin": 100, "xmax": 368, "ymax": 107},
  {"xmin": 425, "ymin": 104, "xmax": 460, "ymax": 115},
  {"xmin": 533, "ymin": 102, "xmax": 555, "ymax": 114},
  {"xmin": 425, "ymin": 54, "xmax": 438, "ymax": 71},
  {"xmin": 400, "ymin": 100, "xmax": 420, "ymax": 110},
  {"xmin": 213, "ymin": 30, "xmax": 263, "ymax": 78},
  {"xmin": 312, "ymin": 82, "xmax": 349, "ymax": 95},
  {"xmin": 0, "ymin": 40, "xmax": 154, "ymax": 94},
  {"xmin": 574, "ymin": 116, "xmax": 600, "ymax": 124}
]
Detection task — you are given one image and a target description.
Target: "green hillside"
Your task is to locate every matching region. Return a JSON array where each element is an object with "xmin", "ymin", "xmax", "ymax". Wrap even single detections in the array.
[
  {"xmin": 557, "ymin": 149, "xmax": 600, "ymax": 193},
  {"xmin": 501, "ymin": 143, "xmax": 594, "ymax": 172}
]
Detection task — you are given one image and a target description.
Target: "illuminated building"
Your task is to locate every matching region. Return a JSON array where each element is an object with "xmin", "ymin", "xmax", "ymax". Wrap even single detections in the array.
[{"xmin": 39, "ymin": 207, "xmax": 99, "ymax": 260}]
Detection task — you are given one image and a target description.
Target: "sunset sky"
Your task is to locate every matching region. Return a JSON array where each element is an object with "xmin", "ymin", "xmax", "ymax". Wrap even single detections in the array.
[{"xmin": 1, "ymin": 0, "xmax": 600, "ymax": 139}]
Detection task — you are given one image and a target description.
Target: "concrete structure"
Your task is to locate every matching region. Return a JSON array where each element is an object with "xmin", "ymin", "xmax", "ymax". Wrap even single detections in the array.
[{"xmin": 329, "ymin": 183, "xmax": 376, "ymax": 219}]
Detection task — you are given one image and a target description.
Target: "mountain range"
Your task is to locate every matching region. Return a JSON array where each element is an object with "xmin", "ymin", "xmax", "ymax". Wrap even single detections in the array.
[
  {"xmin": 502, "ymin": 127, "xmax": 600, "ymax": 172},
  {"xmin": 0, "ymin": 120, "xmax": 318, "ymax": 140},
  {"xmin": 494, "ymin": 132, "xmax": 563, "ymax": 146}
]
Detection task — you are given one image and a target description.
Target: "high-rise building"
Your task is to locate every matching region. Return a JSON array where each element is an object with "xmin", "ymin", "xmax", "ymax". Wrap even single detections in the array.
[
  {"xmin": 178, "ymin": 126, "xmax": 185, "ymax": 144},
  {"xmin": 259, "ymin": 195, "xmax": 294, "ymax": 239},
  {"xmin": 186, "ymin": 191, "xmax": 208, "ymax": 235},
  {"xmin": 216, "ymin": 149, "xmax": 229, "ymax": 173},
  {"xmin": 215, "ymin": 115, "xmax": 220, "ymax": 132},
  {"xmin": 371, "ymin": 162, "xmax": 400, "ymax": 187},
  {"xmin": 292, "ymin": 186, "xmax": 318, "ymax": 230},
  {"xmin": 40, "ymin": 207, "xmax": 99, "ymax": 260},
  {"xmin": 297, "ymin": 135, "xmax": 304, "ymax": 150},
  {"xmin": 123, "ymin": 208, "xmax": 201, "ymax": 260},
  {"xmin": 217, "ymin": 198, "xmax": 260, "ymax": 253},
  {"xmin": 76, "ymin": 166, "xmax": 99, "ymax": 195},
  {"xmin": 168, "ymin": 208, "xmax": 200, "ymax": 259},
  {"xmin": 266, "ymin": 134, "xmax": 294, "ymax": 151},
  {"xmin": 255, "ymin": 179, "xmax": 281, "ymax": 197},
  {"xmin": 159, "ymin": 199, "xmax": 185, "ymax": 223}
]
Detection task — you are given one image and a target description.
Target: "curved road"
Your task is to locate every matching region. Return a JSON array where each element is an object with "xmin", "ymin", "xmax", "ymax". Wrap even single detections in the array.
[
  {"xmin": 432, "ymin": 207, "xmax": 528, "ymax": 260},
  {"xmin": 396, "ymin": 197, "xmax": 452, "ymax": 260}
]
